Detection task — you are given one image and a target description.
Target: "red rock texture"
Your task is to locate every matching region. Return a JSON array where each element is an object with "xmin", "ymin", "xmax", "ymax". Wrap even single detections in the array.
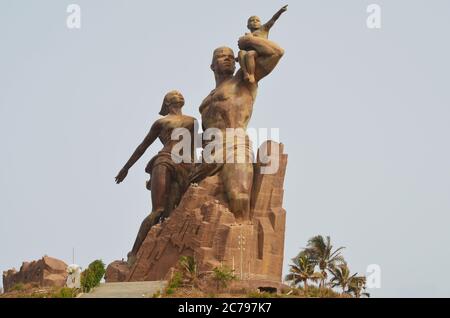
[
  {"xmin": 107, "ymin": 141, "xmax": 288, "ymax": 290},
  {"xmin": 104, "ymin": 260, "xmax": 130, "ymax": 283},
  {"xmin": 2, "ymin": 256, "xmax": 68, "ymax": 292}
]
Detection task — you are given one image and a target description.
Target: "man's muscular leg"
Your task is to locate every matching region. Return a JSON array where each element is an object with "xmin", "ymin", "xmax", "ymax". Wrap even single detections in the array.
[
  {"xmin": 127, "ymin": 165, "xmax": 171, "ymax": 265},
  {"xmin": 221, "ymin": 162, "xmax": 253, "ymax": 221}
]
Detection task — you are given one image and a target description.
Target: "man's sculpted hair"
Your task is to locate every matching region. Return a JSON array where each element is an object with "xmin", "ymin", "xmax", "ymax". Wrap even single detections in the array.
[
  {"xmin": 211, "ymin": 46, "xmax": 235, "ymax": 73},
  {"xmin": 247, "ymin": 16, "xmax": 260, "ymax": 23}
]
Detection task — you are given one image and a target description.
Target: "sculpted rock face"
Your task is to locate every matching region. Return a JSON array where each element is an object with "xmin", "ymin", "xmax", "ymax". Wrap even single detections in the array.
[
  {"xmin": 106, "ymin": 141, "xmax": 287, "ymax": 290},
  {"xmin": 2, "ymin": 256, "xmax": 68, "ymax": 292}
]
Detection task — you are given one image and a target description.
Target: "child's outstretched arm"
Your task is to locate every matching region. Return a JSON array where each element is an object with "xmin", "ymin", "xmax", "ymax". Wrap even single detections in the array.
[{"xmin": 264, "ymin": 5, "xmax": 288, "ymax": 30}]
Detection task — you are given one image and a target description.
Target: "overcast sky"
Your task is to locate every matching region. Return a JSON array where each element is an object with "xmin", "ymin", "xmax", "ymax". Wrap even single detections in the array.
[{"xmin": 1, "ymin": 0, "xmax": 450, "ymax": 297}]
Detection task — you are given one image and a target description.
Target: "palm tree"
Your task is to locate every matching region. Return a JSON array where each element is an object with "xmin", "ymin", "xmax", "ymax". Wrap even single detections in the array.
[
  {"xmin": 304, "ymin": 235, "xmax": 345, "ymax": 289},
  {"xmin": 284, "ymin": 252, "xmax": 323, "ymax": 296},
  {"xmin": 348, "ymin": 275, "xmax": 370, "ymax": 298},
  {"xmin": 329, "ymin": 262, "xmax": 357, "ymax": 295}
]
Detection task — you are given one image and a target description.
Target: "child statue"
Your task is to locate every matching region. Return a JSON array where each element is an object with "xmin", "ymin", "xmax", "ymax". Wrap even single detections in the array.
[{"xmin": 238, "ymin": 5, "xmax": 288, "ymax": 83}]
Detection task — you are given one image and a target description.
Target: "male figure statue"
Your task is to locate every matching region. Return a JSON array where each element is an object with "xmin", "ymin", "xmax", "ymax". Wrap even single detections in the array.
[{"xmin": 192, "ymin": 33, "xmax": 284, "ymax": 221}]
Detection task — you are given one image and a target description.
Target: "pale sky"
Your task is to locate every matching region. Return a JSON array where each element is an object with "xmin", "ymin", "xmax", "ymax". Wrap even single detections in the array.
[{"xmin": 1, "ymin": 0, "xmax": 450, "ymax": 297}]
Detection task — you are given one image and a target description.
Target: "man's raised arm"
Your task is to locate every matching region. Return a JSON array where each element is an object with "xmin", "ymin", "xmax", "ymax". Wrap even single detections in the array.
[{"xmin": 238, "ymin": 35, "xmax": 284, "ymax": 82}]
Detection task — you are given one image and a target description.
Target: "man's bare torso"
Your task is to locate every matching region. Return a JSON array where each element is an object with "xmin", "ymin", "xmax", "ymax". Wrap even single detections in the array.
[{"xmin": 199, "ymin": 74, "xmax": 256, "ymax": 131}]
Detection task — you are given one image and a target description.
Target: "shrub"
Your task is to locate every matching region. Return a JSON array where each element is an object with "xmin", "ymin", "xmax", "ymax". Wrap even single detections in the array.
[
  {"xmin": 52, "ymin": 287, "xmax": 78, "ymax": 298},
  {"xmin": 165, "ymin": 287, "xmax": 175, "ymax": 295},
  {"xmin": 152, "ymin": 290, "xmax": 162, "ymax": 298},
  {"xmin": 81, "ymin": 259, "xmax": 106, "ymax": 293},
  {"xmin": 88, "ymin": 260, "xmax": 106, "ymax": 283},
  {"xmin": 168, "ymin": 271, "xmax": 183, "ymax": 289},
  {"xmin": 212, "ymin": 265, "xmax": 235, "ymax": 291}
]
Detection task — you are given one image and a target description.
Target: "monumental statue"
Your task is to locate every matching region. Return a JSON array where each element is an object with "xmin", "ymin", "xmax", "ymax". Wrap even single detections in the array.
[{"xmin": 107, "ymin": 5, "xmax": 289, "ymax": 292}]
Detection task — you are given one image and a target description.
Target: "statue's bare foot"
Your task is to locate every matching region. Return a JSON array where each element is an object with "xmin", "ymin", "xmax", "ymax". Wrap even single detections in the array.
[{"xmin": 247, "ymin": 74, "xmax": 255, "ymax": 84}]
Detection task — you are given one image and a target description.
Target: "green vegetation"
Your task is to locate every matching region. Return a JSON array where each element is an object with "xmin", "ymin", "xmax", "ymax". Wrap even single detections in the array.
[
  {"xmin": 168, "ymin": 271, "xmax": 183, "ymax": 289},
  {"xmin": 81, "ymin": 259, "xmax": 106, "ymax": 293},
  {"xmin": 0, "ymin": 286, "xmax": 80, "ymax": 298},
  {"xmin": 165, "ymin": 287, "xmax": 175, "ymax": 295},
  {"xmin": 304, "ymin": 235, "xmax": 345, "ymax": 289},
  {"xmin": 285, "ymin": 252, "xmax": 322, "ymax": 294},
  {"xmin": 160, "ymin": 256, "xmax": 236, "ymax": 297},
  {"xmin": 179, "ymin": 256, "xmax": 199, "ymax": 288},
  {"xmin": 152, "ymin": 235, "xmax": 368, "ymax": 298},
  {"xmin": 52, "ymin": 287, "xmax": 78, "ymax": 298},
  {"xmin": 211, "ymin": 265, "xmax": 236, "ymax": 292},
  {"xmin": 285, "ymin": 235, "xmax": 370, "ymax": 298},
  {"xmin": 163, "ymin": 256, "xmax": 201, "ymax": 295},
  {"xmin": 152, "ymin": 289, "xmax": 162, "ymax": 298},
  {"xmin": 329, "ymin": 263, "xmax": 369, "ymax": 298}
]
